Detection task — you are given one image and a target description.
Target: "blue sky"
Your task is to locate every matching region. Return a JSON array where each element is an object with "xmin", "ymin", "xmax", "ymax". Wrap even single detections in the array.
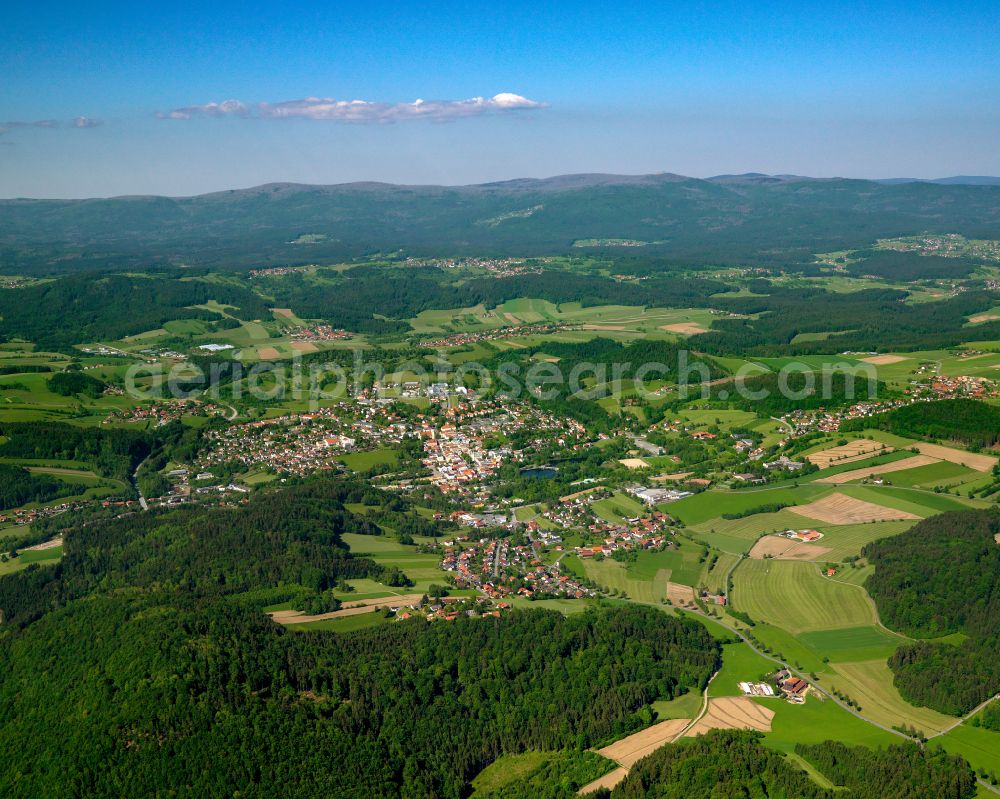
[{"xmin": 2, "ymin": 0, "xmax": 999, "ymax": 196}]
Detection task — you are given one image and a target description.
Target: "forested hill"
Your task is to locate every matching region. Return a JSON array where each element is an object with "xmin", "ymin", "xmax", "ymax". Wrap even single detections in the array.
[
  {"xmin": 0, "ymin": 470, "xmax": 722, "ymax": 797},
  {"xmin": 0, "ymin": 597, "xmax": 718, "ymax": 798},
  {"xmin": 841, "ymin": 398, "xmax": 1000, "ymax": 450},
  {"xmin": 862, "ymin": 509, "xmax": 1000, "ymax": 717},
  {"xmin": 0, "ymin": 477, "xmax": 390, "ymax": 628},
  {"xmin": 4, "ymin": 175, "xmax": 1000, "ymax": 272}
]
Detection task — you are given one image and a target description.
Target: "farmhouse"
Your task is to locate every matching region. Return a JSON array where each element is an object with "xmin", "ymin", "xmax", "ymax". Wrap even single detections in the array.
[{"xmin": 764, "ymin": 455, "xmax": 804, "ymax": 471}]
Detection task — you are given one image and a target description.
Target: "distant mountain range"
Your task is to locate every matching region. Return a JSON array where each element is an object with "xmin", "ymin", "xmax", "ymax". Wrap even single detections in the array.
[
  {"xmin": 875, "ymin": 176, "xmax": 1000, "ymax": 186},
  {"xmin": 2, "ymin": 173, "xmax": 1000, "ymax": 273}
]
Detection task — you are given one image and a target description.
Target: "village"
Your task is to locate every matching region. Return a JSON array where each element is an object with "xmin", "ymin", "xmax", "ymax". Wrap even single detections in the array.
[{"xmin": 420, "ymin": 321, "xmax": 577, "ymax": 349}]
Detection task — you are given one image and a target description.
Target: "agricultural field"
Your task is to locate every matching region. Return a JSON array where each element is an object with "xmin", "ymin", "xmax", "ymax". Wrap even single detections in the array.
[
  {"xmin": 0, "ymin": 544, "xmax": 63, "ymax": 576},
  {"xmin": 410, "ymin": 299, "xmax": 724, "ymax": 343},
  {"xmin": 822, "ymin": 660, "xmax": 957, "ymax": 736},
  {"xmin": 938, "ymin": 721, "xmax": 1000, "ymax": 776},
  {"xmin": 4, "ymin": 254, "xmax": 1000, "ymax": 795},
  {"xmin": 668, "ymin": 485, "xmax": 829, "ymax": 526},
  {"xmin": 731, "ymin": 560, "xmax": 878, "ymax": 634}
]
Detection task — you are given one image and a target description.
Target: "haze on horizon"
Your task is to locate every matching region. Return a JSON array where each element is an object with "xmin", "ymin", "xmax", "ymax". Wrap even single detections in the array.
[{"xmin": 2, "ymin": 0, "xmax": 1000, "ymax": 199}]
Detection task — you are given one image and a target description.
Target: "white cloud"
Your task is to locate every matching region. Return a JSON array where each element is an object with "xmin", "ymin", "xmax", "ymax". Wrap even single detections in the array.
[
  {"xmin": 159, "ymin": 93, "xmax": 547, "ymax": 123},
  {"xmin": 156, "ymin": 99, "xmax": 250, "ymax": 120},
  {"xmin": 0, "ymin": 116, "xmax": 101, "ymax": 136},
  {"xmin": 3, "ymin": 119, "xmax": 59, "ymax": 130}
]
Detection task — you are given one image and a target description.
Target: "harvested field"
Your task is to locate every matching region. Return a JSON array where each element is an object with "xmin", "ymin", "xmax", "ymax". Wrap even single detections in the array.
[
  {"xmin": 23, "ymin": 536, "xmax": 63, "ymax": 551},
  {"xmin": 579, "ymin": 767, "xmax": 628, "ymax": 795},
  {"xmin": 912, "ymin": 442, "xmax": 997, "ymax": 472},
  {"xmin": 582, "ymin": 324, "xmax": 627, "ymax": 331},
  {"xmin": 859, "ymin": 354, "xmax": 907, "ymax": 365},
  {"xmin": 748, "ymin": 535, "xmax": 831, "ymax": 561},
  {"xmin": 269, "ymin": 593, "xmax": 424, "ymax": 625},
  {"xmin": 684, "ymin": 697, "xmax": 774, "ymax": 737},
  {"xmin": 27, "ymin": 466, "xmax": 100, "ymax": 477},
  {"xmin": 969, "ymin": 313, "xmax": 1000, "ymax": 324},
  {"xmin": 790, "ymin": 492, "xmax": 919, "ymax": 524},
  {"xmin": 660, "ymin": 322, "xmax": 708, "ymax": 335},
  {"xmin": 290, "ymin": 341, "xmax": 319, "ymax": 353},
  {"xmin": 597, "ymin": 718, "xmax": 690, "ymax": 767},
  {"xmin": 619, "ymin": 458, "xmax": 649, "ymax": 470},
  {"xmin": 559, "ymin": 486, "xmax": 603, "ymax": 503},
  {"xmin": 272, "ymin": 308, "xmax": 295, "ymax": 318},
  {"xmin": 651, "ymin": 471, "xmax": 693, "ymax": 482},
  {"xmin": 256, "ymin": 346, "xmax": 281, "ymax": 360},
  {"xmin": 815, "ymin": 454, "xmax": 937, "ymax": 484},
  {"xmin": 806, "ymin": 440, "xmax": 891, "ymax": 468},
  {"xmin": 666, "ymin": 582, "xmax": 696, "ymax": 606}
]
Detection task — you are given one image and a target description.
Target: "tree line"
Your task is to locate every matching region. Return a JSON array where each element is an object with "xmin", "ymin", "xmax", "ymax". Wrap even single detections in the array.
[{"xmin": 862, "ymin": 508, "xmax": 1000, "ymax": 716}]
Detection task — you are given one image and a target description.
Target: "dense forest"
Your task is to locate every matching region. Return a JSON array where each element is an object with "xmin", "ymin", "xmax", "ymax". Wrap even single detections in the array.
[
  {"xmin": 609, "ymin": 730, "xmax": 831, "ymax": 798},
  {"xmin": 0, "ymin": 477, "xmax": 388, "ymax": 627},
  {"xmin": 4, "ymin": 176, "xmax": 1000, "ymax": 273},
  {"xmin": 0, "ymin": 464, "xmax": 76, "ymax": 511},
  {"xmin": 0, "ymin": 421, "xmax": 153, "ymax": 482},
  {"xmin": 0, "ymin": 592, "xmax": 717, "ymax": 798},
  {"xmin": 691, "ymin": 285, "xmax": 1000, "ymax": 356},
  {"xmin": 845, "ymin": 250, "xmax": 981, "ymax": 280},
  {"xmin": 713, "ymin": 370, "xmax": 884, "ymax": 415},
  {"xmin": 842, "ymin": 398, "xmax": 1000, "ymax": 449},
  {"xmin": 47, "ymin": 369, "xmax": 107, "ymax": 397},
  {"xmin": 481, "ymin": 336, "xmax": 728, "ymax": 394},
  {"xmin": 0, "ymin": 272, "xmax": 270, "ymax": 350},
  {"xmin": 862, "ymin": 509, "xmax": 1000, "ymax": 715},
  {"xmin": 794, "ymin": 740, "xmax": 977, "ymax": 799},
  {"xmin": 261, "ymin": 267, "xmax": 731, "ymax": 335}
]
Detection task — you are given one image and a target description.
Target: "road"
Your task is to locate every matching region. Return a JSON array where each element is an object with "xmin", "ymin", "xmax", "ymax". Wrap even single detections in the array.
[
  {"xmin": 931, "ymin": 693, "xmax": 1000, "ymax": 739},
  {"xmin": 131, "ymin": 455, "xmax": 151, "ymax": 511},
  {"xmin": 770, "ymin": 415, "xmax": 794, "ymax": 434}
]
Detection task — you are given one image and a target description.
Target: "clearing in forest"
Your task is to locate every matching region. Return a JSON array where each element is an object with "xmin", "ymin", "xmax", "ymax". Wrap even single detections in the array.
[{"xmin": 660, "ymin": 322, "xmax": 708, "ymax": 334}]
